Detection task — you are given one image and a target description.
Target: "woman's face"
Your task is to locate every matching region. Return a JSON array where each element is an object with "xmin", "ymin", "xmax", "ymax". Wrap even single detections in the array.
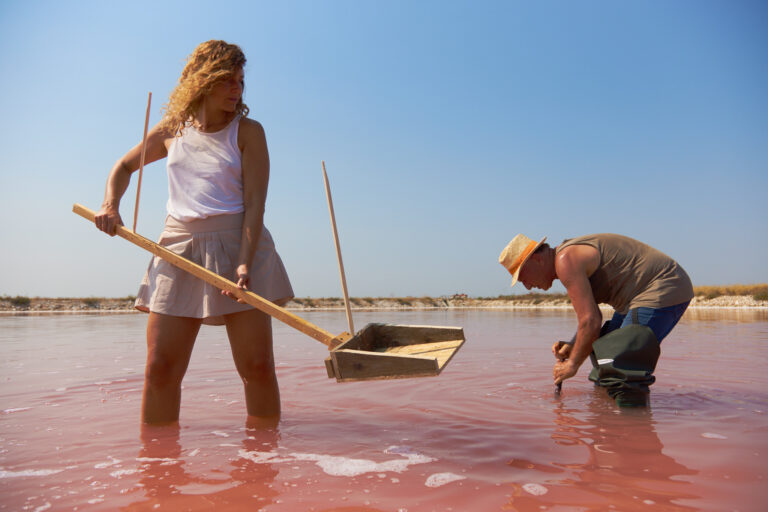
[{"xmin": 207, "ymin": 67, "xmax": 245, "ymax": 112}]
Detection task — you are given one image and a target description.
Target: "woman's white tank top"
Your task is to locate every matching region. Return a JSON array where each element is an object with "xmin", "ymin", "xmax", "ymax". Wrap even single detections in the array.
[{"xmin": 166, "ymin": 115, "xmax": 243, "ymax": 221}]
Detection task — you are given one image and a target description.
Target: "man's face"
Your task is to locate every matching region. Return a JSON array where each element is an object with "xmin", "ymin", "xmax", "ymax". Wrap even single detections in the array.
[{"xmin": 518, "ymin": 254, "xmax": 552, "ymax": 291}]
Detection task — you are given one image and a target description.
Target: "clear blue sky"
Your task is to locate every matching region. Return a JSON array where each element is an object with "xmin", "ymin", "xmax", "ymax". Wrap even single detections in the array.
[{"xmin": 1, "ymin": 0, "xmax": 766, "ymax": 299}]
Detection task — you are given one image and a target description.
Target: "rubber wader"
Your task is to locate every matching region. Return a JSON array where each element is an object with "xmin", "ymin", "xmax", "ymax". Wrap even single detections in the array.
[{"xmin": 588, "ymin": 322, "xmax": 660, "ymax": 407}]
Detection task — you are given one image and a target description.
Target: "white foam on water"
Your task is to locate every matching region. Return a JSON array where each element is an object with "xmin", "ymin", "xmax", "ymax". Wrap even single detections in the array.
[
  {"xmin": 110, "ymin": 469, "xmax": 139, "ymax": 478},
  {"xmin": 33, "ymin": 503, "xmax": 52, "ymax": 512},
  {"xmin": 238, "ymin": 446, "xmax": 436, "ymax": 477},
  {"xmin": 187, "ymin": 448, "xmax": 200, "ymax": 457},
  {"xmin": 385, "ymin": 445, "xmax": 416, "ymax": 455},
  {"xmin": 0, "ymin": 468, "xmax": 64, "ymax": 478},
  {"xmin": 295, "ymin": 452, "xmax": 435, "ymax": 477},
  {"xmin": 701, "ymin": 432, "xmax": 727, "ymax": 439},
  {"xmin": 94, "ymin": 456, "xmax": 122, "ymax": 469},
  {"xmin": 211, "ymin": 431, "xmax": 230, "ymax": 437},
  {"xmin": 425, "ymin": 472, "xmax": 466, "ymax": 488},
  {"xmin": 3, "ymin": 407, "xmax": 32, "ymax": 414},
  {"xmin": 522, "ymin": 483, "xmax": 548, "ymax": 496},
  {"xmin": 292, "ymin": 454, "xmax": 381, "ymax": 477},
  {"xmin": 136, "ymin": 457, "xmax": 179, "ymax": 465},
  {"xmin": 238, "ymin": 451, "xmax": 291, "ymax": 464}
]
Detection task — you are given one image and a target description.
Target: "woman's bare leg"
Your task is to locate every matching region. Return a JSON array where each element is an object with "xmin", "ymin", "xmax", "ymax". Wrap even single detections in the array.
[
  {"xmin": 224, "ymin": 309, "xmax": 280, "ymax": 420},
  {"xmin": 142, "ymin": 312, "xmax": 201, "ymax": 424}
]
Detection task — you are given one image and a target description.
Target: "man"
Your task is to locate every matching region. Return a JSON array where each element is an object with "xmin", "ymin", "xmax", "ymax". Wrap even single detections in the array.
[{"xmin": 499, "ymin": 233, "xmax": 693, "ymax": 406}]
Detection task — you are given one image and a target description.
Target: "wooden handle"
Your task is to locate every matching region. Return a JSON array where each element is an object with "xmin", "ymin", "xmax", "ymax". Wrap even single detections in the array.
[
  {"xmin": 132, "ymin": 92, "xmax": 152, "ymax": 233},
  {"xmin": 74, "ymin": 203, "xmax": 339, "ymax": 347},
  {"xmin": 322, "ymin": 162, "xmax": 355, "ymax": 335}
]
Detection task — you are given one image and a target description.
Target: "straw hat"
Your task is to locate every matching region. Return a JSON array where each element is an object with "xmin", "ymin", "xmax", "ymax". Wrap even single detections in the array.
[{"xmin": 498, "ymin": 234, "xmax": 547, "ymax": 287}]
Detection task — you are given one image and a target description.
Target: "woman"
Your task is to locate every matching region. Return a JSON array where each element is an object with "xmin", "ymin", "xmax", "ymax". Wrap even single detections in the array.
[{"xmin": 95, "ymin": 40, "xmax": 293, "ymax": 425}]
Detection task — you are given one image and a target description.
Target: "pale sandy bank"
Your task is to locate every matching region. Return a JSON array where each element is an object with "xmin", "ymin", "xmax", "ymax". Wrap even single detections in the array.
[{"xmin": 1, "ymin": 295, "xmax": 765, "ymax": 313}]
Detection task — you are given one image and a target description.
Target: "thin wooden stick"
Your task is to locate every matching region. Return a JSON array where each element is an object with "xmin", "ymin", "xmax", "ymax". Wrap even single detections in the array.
[
  {"xmin": 322, "ymin": 161, "xmax": 355, "ymax": 335},
  {"xmin": 132, "ymin": 91, "xmax": 152, "ymax": 233}
]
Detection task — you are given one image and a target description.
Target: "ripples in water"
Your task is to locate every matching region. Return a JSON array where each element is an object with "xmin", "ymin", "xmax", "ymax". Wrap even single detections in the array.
[{"xmin": 1, "ymin": 309, "xmax": 766, "ymax": 511}]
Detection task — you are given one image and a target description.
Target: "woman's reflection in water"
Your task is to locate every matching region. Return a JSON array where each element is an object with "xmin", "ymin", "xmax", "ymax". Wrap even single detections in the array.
[
  {"xmin": 124, "ymin": 419, "xmax": 280, "ymax": 510},
  {"xmin": 134, "ymin": 424, "xmax": 188, "ymax": 502},
  {"xmin": 505, "ymin": 390, "xmax": 699, "ymax": 511}
]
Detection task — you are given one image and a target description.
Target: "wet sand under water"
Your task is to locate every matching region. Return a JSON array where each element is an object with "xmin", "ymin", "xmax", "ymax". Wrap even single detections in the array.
[{"xmin": 1, "ymin": 309, "xmax": 766, "ymax": 511}]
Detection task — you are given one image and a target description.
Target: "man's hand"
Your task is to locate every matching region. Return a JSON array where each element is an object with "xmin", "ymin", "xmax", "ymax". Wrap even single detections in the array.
[
  {"xmin": 553, "ymin": 360, "xmax": 579, "ymax": 385},
  {"xmin": 552, "ymin": 341, "xmax": 572, "ymax": 361}
]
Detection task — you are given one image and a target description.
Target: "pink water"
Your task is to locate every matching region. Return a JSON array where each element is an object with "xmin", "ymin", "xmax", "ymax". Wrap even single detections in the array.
[{"xmin": 1, "ymin": 309, "xmax": 766, "ymax": 511}]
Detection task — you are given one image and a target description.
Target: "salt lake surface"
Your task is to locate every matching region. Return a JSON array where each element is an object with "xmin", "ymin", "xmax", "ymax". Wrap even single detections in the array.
[{"xmin": 1, "ymin": 309, "xmax": 767, "ymax": 511}]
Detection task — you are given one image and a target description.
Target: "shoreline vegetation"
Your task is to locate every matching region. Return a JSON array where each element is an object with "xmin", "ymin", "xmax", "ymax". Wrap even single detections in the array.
[{"xmin": 2, "ymin": 285, "xmax": 767, "ymax": 312}]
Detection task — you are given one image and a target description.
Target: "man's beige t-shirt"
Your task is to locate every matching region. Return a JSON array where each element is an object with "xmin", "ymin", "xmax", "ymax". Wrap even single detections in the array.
[{"xmin": 557, "ymin": 234, "xmax": 693, "ymax": 314}]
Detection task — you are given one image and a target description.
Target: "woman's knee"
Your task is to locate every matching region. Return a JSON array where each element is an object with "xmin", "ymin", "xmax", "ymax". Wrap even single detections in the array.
[
  {"xmin": 145, "ymin": 314, "xmax": 198, "ymax": 388},
  {"xmin": 236, "ymin": 358, "xmax": 276, "ymax": 384},
  {"xmin": 145, "ymin": 353, "xmax": 187, "ymax": 389}
]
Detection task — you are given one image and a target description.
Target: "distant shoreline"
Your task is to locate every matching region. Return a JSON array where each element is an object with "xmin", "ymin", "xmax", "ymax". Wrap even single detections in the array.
[{"xmin": 1, "ymin": 294, "xmax": 766, "ymax": 313}]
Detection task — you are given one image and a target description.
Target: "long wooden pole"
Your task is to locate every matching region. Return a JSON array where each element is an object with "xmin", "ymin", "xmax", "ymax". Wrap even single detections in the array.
[
  {"xmin": 132, "ymin": 92, "xmax": 152, "ymax": 233},
  {"xmin": 73, "ymin": 203, "xmax": 342, "ymax": 348},
  {"xmin": 322, "ymin": 161, "xmax": 355, "ymax": 335}
]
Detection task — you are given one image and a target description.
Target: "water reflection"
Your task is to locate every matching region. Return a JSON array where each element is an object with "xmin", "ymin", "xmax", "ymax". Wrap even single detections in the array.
[
  {"xmin": 132, "ymin": 425, "xmax": 188, "ymax": 502},
  {"xmin": 2, "ymin": 311, "xmax": 763, "ymax": 510},
  {"xmin": 506, "ymin": 390, "xmax": 700, "ymax": 511},
  {"xmin": 123, "ymin": 424, "xmax": 280, "ymax": 510},
  {"xmin": 681, "ymin": 308, "xmax": 768, "ymax": 323}
]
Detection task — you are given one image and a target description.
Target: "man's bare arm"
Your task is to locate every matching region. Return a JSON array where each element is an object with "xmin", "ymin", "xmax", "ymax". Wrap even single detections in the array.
[{"xmin": 553, "ymin": 245, "xmax": 602, "ymax": 384}]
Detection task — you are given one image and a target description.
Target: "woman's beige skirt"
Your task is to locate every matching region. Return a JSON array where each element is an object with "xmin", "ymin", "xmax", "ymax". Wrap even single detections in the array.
[{"xmin": 135, "ymin": 213, "xmax": 294, "ymax": 325}]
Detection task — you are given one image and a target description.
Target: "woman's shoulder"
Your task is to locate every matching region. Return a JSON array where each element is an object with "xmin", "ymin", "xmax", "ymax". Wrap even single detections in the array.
[
  {"xmin": 238, "ymin": 116, "xmax": 265, "ymax": 135},
  {"xmin": 237, "ymin": 117, "xmax": 266, "ymax": 151}
]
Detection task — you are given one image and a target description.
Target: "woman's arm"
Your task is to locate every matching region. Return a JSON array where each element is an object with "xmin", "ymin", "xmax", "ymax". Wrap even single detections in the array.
[
  {"xmin": 234, "ymin": 118, "xmax": 270, "ymax": 289},
  {"xmin": 94, "ymin": 125, "xmax": 170, "ymax": 235}
]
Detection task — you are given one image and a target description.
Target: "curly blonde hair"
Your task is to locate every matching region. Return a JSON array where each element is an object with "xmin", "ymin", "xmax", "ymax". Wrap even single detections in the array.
[{"xmin": 160, "ymin": 40, "xmax": 249, "ymax": 135}]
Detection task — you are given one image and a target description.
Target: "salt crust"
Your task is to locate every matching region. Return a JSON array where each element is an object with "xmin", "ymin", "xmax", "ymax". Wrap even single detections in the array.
[
  {"xmin": 110, "ymin": 469, "xmax": 139, "ymax": 478},
  {"xmin": 522, "ymin": 482, "xmax": 548, "ymax": 496},
  {"xmin": 135, "ymin": 457, "xmax": 179, "ymax": 465},
  {"xmin": 238, "ymin": 445, "xmax": 435, "ymax": 478},
  {"xmin": 2, "ymin": 407, "xmax": 32, "ymax": 414},
  {"xmin": 425, "ymin": 472, "xmax": 466, "ymax": 487},
  {"xmin": 94, "ymin": 456, "xmax": 121, "ymax": 469},
  {"xmin": 0, "ymin": 468, "xmax": 64, "ymax": 478}
]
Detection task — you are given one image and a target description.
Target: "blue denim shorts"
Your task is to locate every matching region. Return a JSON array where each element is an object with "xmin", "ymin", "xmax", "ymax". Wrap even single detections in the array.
[{"xmin": 604, "ymin": 301, "xmax": 690, "ymax": 343}]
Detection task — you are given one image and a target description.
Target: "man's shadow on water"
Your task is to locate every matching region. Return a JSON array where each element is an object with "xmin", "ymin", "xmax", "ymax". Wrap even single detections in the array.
[
  {"xmin": 505, "ymin": 389, "xmax": 700, "ymax": 512},
  {"xmin": 121, "ymin": 421, "xmax": 280, "ymax": 511}
]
